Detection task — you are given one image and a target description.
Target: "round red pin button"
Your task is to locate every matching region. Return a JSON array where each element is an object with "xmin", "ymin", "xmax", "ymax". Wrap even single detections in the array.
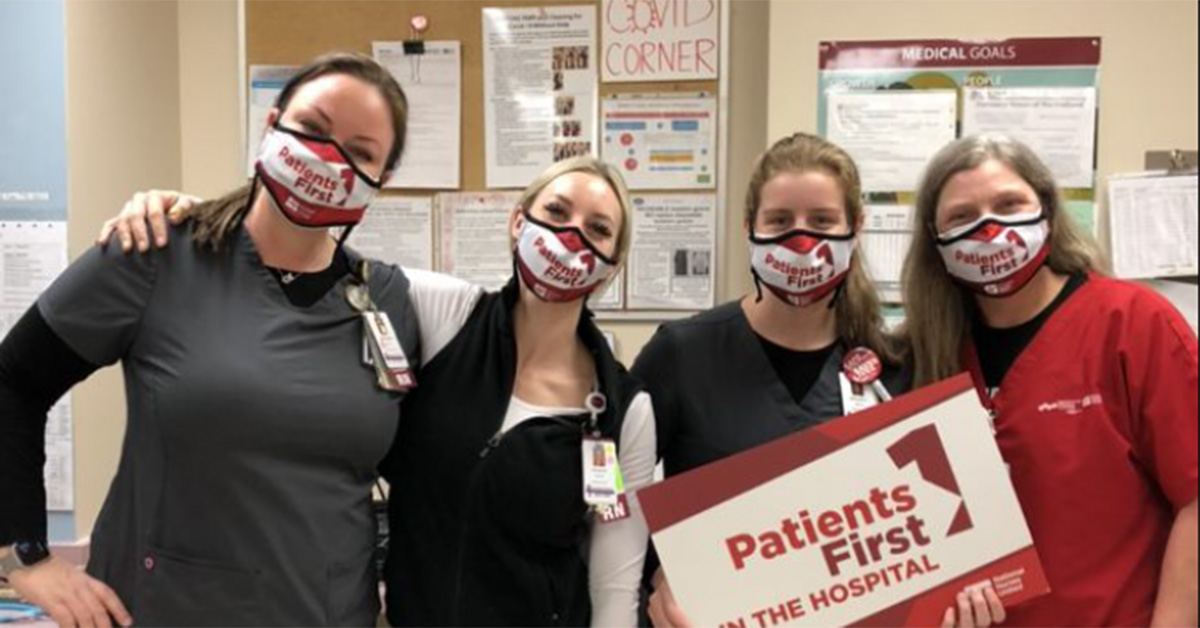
[{"xmin": 843, "ymin": 347, "xmax": 883, "ymax": 386}]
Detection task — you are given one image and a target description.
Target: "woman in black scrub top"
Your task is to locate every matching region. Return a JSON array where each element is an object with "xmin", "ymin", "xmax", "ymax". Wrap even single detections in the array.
[
  {"xmin": 641, "ymin": 134, "xmax": 1010, "ymax": 628},
  {"xmin": 0, "ymin": 53, "xmax": 417, "ymax": 627}
]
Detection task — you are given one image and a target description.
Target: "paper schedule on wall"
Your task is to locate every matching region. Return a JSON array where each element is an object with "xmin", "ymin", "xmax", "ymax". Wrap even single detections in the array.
[
  {"xmin": 962, "ymin": 87, "xmax": 1098, "ymax": 189},
  {"xmin": 1108, "ymin": 173, "xmax": 1198, "ymax": 280},
  {"xmin": 628, "ymin": 194, "xmax": 716, "ymax": 310},
  {"xmin": 818, "ymin": 38, "xmax": 1103, "ymax": 196},
  {"xmin": 860, "ymin": 205, "xmax": 914, "ymax": 304},
  {"xmin": 602, "ymin": 95, "xmax": 717, "ymax": 190},
  {"xmin": 825, "ymin": 90, "xmax": 958, "ymax": 194},
  {"xmin": 483, "ymin": 6, "xmax": 598, "ymax": 189},
  {"xmin": 439, "ymin": 192, "xmax": 521, "ymax": 292},
  {"xmin": 374, "ymin": 41, "xmax": 462, "ymax": 190},
  {"xmin": 348, "ymin": 196, "xmax": 435, "ymax": 271}
]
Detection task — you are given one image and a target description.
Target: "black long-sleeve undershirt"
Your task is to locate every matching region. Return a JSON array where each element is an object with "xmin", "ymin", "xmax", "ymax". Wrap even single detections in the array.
[{"xmin": 0, "ymin": 305, "xmax": 98, "ymax": 545}]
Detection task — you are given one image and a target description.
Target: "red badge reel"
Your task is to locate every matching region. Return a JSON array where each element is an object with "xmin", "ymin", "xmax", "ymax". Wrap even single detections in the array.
[{"xmin": 585, "ymin": 392, "xmax": 607, "ymax": 435}]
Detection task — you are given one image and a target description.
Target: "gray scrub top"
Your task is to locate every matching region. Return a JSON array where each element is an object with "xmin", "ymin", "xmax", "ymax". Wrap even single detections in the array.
[{"xmin": 37, "ymin": 223, "xmax": 420, "ymax": 627}]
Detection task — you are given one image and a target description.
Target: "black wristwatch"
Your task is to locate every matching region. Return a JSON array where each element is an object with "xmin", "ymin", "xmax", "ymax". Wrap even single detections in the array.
[{"xmin": 0, "ymin": 540, "xmax": 52, "ymax": 580}]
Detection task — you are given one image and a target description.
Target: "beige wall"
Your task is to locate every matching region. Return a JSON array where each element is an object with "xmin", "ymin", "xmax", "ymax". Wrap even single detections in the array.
[
  {"xmin": 178, "ymin": 0, "xmax": 242, "ymax": 199},
  {"xmin": 767, "ymin": 0, "xmax": 1200, "ymax": 234},
  {"xmin": 64, "ymin": 0, "xmax": 183, "ymax": 539}
]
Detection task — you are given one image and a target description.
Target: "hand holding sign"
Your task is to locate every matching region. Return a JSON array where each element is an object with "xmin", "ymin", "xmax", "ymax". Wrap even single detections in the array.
[
  {"xmin": 942, "ymin": 587, "xmax": 1007, "ymax": 628},
  {"xmin": 649, "ymin": 568, "xmax": 695, "ymax": 628}
]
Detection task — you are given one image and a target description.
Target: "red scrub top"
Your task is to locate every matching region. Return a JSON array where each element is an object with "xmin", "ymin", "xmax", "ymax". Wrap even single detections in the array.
[{"xmin": 965, "ymin": 274, "xmax": 1198, "ymax": 627}]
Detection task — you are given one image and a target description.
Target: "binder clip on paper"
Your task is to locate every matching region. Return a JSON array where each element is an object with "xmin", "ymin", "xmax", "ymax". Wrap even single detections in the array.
[{"xmin": 405, "ymin": 15, "xmax": 429, "ymax": 82}]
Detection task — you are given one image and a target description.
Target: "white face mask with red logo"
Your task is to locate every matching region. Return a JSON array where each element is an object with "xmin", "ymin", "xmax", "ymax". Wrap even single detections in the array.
[
  {"xmin": 515, "ymin": 213, "xmax": 617, "ymax": 303},
  {"xmin": 936, "ymin": 211, "xmax": 1051, "ymax": 297},
  {"xmin": 255, "ymin": 124, "xmax": 383, "ymax": 229},
  {"xmin": 750, "ymin": 230, "xmax": 857, "ymax": 308}
]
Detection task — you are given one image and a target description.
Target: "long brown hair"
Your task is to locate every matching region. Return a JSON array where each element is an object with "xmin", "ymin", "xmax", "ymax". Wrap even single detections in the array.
[
  {"xmin": 747, "ymin": 132, "xmax": 901, "ymax": 364},
  {"xmin": 902, "ymin": 134, "xmax": 1107, "ymax": 386},
  {"xmin": 192, "ymin": 52, "xmax": 409, "ymax": 250}
]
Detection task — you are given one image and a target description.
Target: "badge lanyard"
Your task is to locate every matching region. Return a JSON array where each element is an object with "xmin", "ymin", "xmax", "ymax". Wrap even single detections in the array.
[
  {"xmin": 962, "ymin": 342, "xmax": 1000, "ymax": 435},
  {"xmin": 580, "ymin": 391, "xmax": 631, "ymax": 523},
  {"xmin": 347, "ymin": 261, "xmax": 417, "ymax": 392}
]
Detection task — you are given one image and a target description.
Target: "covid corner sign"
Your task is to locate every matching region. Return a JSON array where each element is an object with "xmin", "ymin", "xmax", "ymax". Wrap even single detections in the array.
[{"xmin": 638, "ymin": 375, "xmax": 1049, "ymax": 627}]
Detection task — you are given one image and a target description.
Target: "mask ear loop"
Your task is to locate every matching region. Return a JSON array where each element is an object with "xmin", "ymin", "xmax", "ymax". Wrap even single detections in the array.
[
  {"xmin": 750, "ymin": 267, "xmax": 766, "ymax": 304},
  {"xmin": 827, "ymin": 280, "xmax": 845, "ymax": 310},
  {"xmin": 336, "ymin": 223, "xmax": 357, "ymax": 249},
  {"xmin": 828, "ymin": 242, "xmax": 857, "ymax": 310}
]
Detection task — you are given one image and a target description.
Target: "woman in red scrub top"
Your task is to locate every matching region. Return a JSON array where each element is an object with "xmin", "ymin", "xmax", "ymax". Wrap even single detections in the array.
[{"xmin": 903, "ymin": 134, "xmax": 1198, "ymax": 627}]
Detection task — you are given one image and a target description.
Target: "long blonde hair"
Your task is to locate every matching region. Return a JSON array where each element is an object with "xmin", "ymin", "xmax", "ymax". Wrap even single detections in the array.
[
  {"xmin": 902, "ymin": 134, "xmax": 1107, "ymax": 386},
  {"xmin": 747, "ymin": 133, "xmax": 900, "ymax": 364}
]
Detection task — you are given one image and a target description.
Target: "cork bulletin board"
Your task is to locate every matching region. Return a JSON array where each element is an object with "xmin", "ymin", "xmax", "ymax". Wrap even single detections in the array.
[{"xmin": 244, "ymin": 0, "xmax": 729, "ymax": 318}]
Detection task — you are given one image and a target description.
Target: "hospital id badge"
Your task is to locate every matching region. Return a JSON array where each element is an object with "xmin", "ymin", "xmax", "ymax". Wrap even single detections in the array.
[
  {"xmin": 596, "ymin": 493, "xmax": 632, "ymax": 524},
  {"xmin": 582, "ymin": 437, "xmax": 624, "ymax": 508},
  {"xmin": 363, "ymin": 312, "xmax": 416, "ymax": 392},
  {"xmin": 838, "ymin": 372, "xmax": 881, "ymax": 415}
]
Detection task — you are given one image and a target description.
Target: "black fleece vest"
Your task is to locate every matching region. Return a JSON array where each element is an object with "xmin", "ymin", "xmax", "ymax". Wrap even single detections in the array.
[{"xmin": 382, "ymin": 279, "xmax": 644, "ymax": 627}]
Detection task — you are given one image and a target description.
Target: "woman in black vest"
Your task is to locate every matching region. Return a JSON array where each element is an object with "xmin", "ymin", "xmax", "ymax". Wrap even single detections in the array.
[
  {"xmin": 100, "ymin": 157, "xmax": 656, "ymax": 627},
  {"xmin": 380, "ymin": 156, "xmax": 655, "ymax": 627}
]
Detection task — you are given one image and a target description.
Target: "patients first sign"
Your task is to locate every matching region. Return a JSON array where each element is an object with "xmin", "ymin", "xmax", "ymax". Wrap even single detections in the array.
[{"xmin": 638, "ymin": 375, "xmax": 1049, "ymax": 627}]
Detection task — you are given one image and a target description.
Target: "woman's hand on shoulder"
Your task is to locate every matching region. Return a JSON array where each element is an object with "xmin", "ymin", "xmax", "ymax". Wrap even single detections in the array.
[{"xmin": 97, "ymin": 190, "xmax": 200, "ymax": 253}]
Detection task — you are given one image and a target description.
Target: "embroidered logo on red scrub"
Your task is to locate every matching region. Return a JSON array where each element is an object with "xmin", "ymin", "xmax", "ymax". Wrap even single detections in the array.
[{"xmin": 1037, "ymin": 393, "xmax": 1104, "ymax": 416}]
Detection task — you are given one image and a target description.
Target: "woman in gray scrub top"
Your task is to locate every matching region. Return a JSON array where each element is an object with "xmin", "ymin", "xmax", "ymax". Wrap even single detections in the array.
[{"xmin": 0, "ymin": 53, "xmax": 417, "ymax": 627}]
